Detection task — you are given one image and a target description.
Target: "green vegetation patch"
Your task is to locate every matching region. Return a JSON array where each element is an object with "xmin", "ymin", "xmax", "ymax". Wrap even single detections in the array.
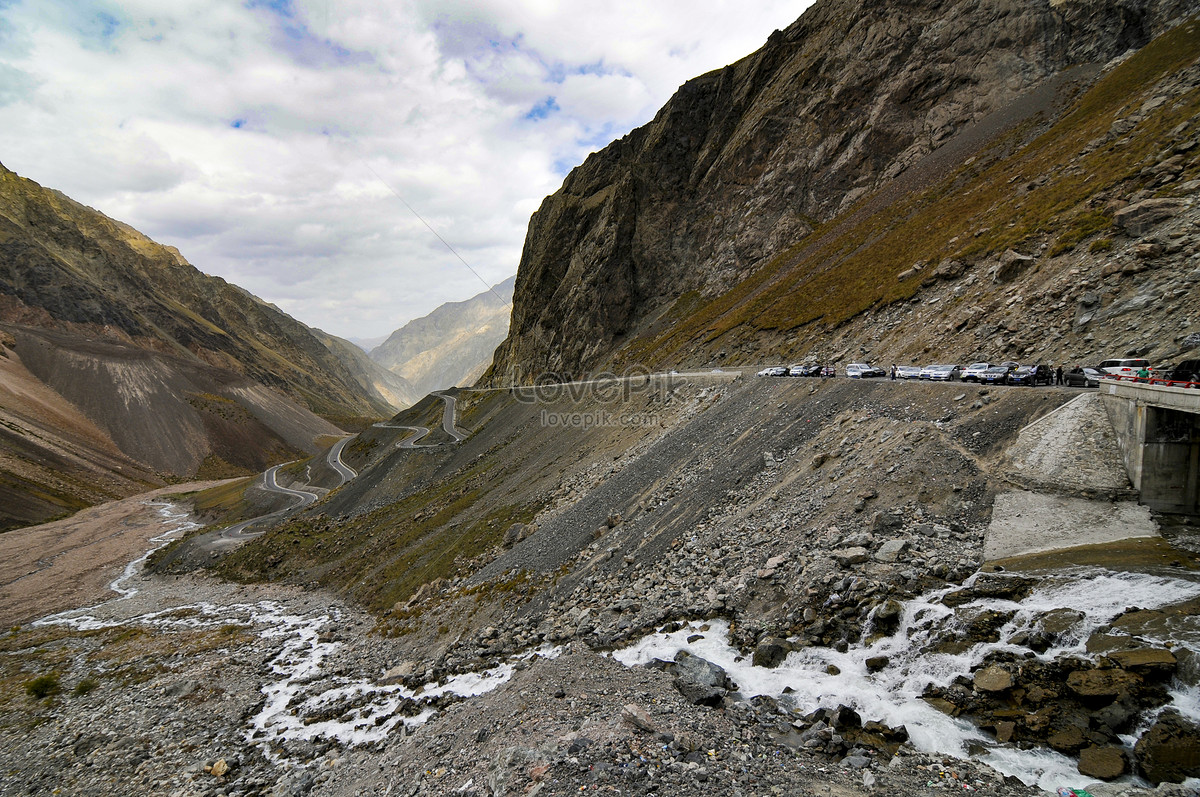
[
  {"xmin": 23, "ymin": 673, "xmax": 59, "ymax": 700},
  {"xmin": 218, "ymin": 452, "xmax": 546, "ymax": 614}
]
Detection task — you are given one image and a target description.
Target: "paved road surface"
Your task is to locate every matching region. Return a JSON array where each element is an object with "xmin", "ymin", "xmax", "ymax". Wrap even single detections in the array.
[
  {"xmin": 327, "ymin": 436, "xmax": 358, "ymax": 481},
  {"xmin": 218, "ymin": 464, "xmax": 319, "ymax": 542},
  {"xmin": 373, "ymin": 424, "xmax": 434, "ymax": 448},
  {"xmin": 432, "ymin": 391, "xmax": 467, "ymax": 441}
]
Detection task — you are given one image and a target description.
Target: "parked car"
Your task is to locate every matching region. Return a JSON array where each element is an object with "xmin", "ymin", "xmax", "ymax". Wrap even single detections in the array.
[
  {"xmin": 1064, "ymin": 367, "xmax": 1102, "ymax": 388},
  {"xmin": 960, "ymin": 362, "xmax": 992, "ymax": 383},
  {"xmin": 1160, "ymin": 359, "xmax": 1200, "ymax": 386},
  {"xmin": 923, "ymin": 364, "xmax": 962, "ymax": 381},
  {"xmin": 1097, "ymin": 358, "xmax": 1151, "ymax": 379},
  {"xmin": 846, "ymin": 363, "xmax": 885, "ymax": 378},
  {"xmin": 790, "ymin": 363, "xmax": 822, "ymax": 377},
  {"xmin": 756, "ymin": 366, "xmax": 789, "ymax": 377},
  {"xmin": 1007, "ymin": 364, "xmax": 1053, "ymax": 386},
  {"xmin": 894, "ymin": 365, "xmax": 923, "ymax": 379},
  {"xmin": 979, "ymin": 365, "xmax": 1013, "ymax": 384}
]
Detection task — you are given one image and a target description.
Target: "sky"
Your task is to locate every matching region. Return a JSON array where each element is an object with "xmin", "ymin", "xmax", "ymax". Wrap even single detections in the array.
[{"xmin": 0, "ymin": 0, "xmax": 813, "ymax": 341}]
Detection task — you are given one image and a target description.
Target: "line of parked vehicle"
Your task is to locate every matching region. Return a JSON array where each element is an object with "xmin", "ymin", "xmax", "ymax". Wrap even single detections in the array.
[{"xmin": 755, "ymin": 357, "xmax": 1200, "ymax": 388}]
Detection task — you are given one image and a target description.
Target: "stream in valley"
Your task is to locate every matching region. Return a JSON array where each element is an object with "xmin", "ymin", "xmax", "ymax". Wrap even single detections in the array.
[{"xmin": 29, "ymin": 502, "xmax": 1200, "ymax": 791}]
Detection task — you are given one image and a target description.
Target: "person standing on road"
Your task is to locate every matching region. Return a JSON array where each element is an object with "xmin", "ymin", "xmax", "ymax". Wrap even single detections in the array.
[
  {"xmin": 1055, "ymin": 365, "xmax": 1064, "ymax": 385},
  {"xmin": 890, "ymin": 364, "xmax": 896, "ymax": 381},
  {"xmin": 1136, "ymin": 365, "xmax": 1150, "ymax": 383}
]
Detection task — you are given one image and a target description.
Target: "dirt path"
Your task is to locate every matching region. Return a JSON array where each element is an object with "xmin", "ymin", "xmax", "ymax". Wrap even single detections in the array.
[{"xmin": 0, "ymin": 481, "xmax": 230, "ymax": 626}]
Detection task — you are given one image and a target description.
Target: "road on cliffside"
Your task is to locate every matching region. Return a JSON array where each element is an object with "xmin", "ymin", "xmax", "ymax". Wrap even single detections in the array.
[{"xmin": 327, "ymin": 435, "xmax": 358, "ymax": 481}]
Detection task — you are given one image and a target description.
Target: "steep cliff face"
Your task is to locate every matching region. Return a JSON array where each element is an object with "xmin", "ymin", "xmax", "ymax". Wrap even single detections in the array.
[
  {"xmin": 371, "ymin": 277, "xmax": 514, "ymax": 395},
  {"xmin": 487, "ymin": 0, "xmax": 1194, "ymax": 382}
]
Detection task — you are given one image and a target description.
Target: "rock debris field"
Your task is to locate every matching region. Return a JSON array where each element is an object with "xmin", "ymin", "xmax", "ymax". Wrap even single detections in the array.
[{"xmin": 3, "ymin": 401, "xmax": 1200, "ymax": 797}]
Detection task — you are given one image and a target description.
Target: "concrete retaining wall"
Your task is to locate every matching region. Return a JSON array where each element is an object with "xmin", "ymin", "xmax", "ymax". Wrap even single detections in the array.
[{"xmin": 1101, "ymin": 381, "xmax": 1200, "ymax": 514}]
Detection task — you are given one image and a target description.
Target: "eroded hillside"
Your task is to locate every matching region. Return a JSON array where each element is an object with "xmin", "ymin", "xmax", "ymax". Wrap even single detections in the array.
[
  {"xmin": 485, "ymin": 1, "xmax": 1199, "ymax": 383},
  {"xmin": 0, "ymin": 165, "xmax": 398, "ymax": 528}
]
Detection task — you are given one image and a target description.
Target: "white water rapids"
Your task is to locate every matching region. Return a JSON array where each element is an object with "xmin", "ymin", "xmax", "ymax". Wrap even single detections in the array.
[
  {"xmin": 31, "ymin": 503, "xmax": 1200, "ymax": 789},
  {"xmin": 32, "ymin": 502, "xmax": 560, "ymax": 759},
  {"xmin": 611, "ymin": 569, "xmax": 1200, "ymax": 791}
]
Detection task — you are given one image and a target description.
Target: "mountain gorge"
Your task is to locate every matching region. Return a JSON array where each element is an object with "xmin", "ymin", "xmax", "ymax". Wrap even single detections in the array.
[
  {"xmin": 0, "ymin": 163, "xmax": 397, "ymax": 529},
  {"xmin": 6, "ymin": 1, "xmax": 1200, "ymax": 794},
  {"xmin": 370, "ymin": 276, "xmax": 514, "ymax": 395},
  {"xmin": 486, "ymin": 0, "xmax": 1198, "ymax": 382}
]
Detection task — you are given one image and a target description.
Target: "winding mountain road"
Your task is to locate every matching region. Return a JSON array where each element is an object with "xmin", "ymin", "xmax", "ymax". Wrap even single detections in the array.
[
  {"xmin": 371, "ymin": 424, "xmax": 434, "ymax": 448},
  {"xmin": 211, "ymin": 393, "xmax": 468, "ymax": 547},
  {"xmin": 432, "ymin": 391, "xmax": 467, "ymax": 441},
  {"xmin": 327, "ymin": 435, "xmax": 358, "ymax": 481},
  {"xmin": 218, "ymin": 464, "xmax": 320, "ymax": 542},
  {"xmin": 372, "ymin": 391, "xmax": 466, "ymax": 447}
]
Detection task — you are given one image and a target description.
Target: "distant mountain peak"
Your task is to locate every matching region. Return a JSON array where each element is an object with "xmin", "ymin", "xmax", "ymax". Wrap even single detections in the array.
[{"xmin": 370, "ymin": 277, "xmax": 515, "ymax": 394}]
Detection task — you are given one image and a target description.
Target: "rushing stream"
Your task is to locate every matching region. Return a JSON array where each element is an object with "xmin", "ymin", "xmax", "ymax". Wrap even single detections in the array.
[
  {"xmin": 611, "ymin": 569, "xmax": 1200, "ymax": 791},
  {"xmin": 30, "ymin": 503, "xmax": 1200, "ymax": 789}
]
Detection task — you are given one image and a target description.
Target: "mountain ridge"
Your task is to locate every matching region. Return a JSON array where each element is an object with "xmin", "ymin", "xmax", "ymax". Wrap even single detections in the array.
[
  {"xmin": 370, "ymin": 276, "xmax": 514, "ymax": 395},
  {"xmin": 0, "ymin": 163, "xmax": 398, "ymax": 529},
  {"xmin": 484, "ymin": 0, "xmax": 1196, "ymax": 383}
]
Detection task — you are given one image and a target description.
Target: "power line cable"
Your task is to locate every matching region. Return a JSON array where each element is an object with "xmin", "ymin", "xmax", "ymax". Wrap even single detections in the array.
[{"xmin": 360, "ymin": 161, "xmax": 511, "ymax": 308}]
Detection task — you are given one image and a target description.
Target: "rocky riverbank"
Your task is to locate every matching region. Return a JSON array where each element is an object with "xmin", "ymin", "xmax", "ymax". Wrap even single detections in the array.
[{"xmin": 5, "ymin": 499, "xmax": 1200, "ymax": 796}]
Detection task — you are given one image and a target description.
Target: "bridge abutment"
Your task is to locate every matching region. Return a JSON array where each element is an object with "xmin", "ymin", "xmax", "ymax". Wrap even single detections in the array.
[{"xmin": 1102, "ymin": 382, "xmax": 1200, "ymax": 515}]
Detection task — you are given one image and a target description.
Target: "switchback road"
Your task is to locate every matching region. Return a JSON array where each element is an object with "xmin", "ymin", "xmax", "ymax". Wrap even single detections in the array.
[
  {"xmin": 218, "ymin": 464, "xmax": 319, "ymax": 542},
  {"xmin": 327, "ymin": 436, "xmax": 358, "ymax": 481}
]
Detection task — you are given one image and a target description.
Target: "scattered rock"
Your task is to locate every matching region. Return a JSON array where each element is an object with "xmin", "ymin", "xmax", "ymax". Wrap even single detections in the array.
[
  {"xmin": 973, "ymin": 665, "xmax": 1013, "ymax": 693},
  {"xmin": 1077, "ymin": 745, "xmax": 1127, "ymax": 780}
]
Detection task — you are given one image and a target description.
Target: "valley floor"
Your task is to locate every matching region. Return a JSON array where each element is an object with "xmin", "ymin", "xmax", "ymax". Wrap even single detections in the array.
[{"xmin": 2, "ymin": 378, "xmax": 1199, "ymax": 796}]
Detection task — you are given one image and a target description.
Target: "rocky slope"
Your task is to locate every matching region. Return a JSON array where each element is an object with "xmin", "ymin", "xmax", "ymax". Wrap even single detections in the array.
[
  {"xmin": 310, "ymin": 328, "xmax": 421, "ymax": 410},
  {"xmin": 0, "ymin": 330, "xmax": 161, "ymax": 532},
  {"xmin": 0, "ymin": 162, "xmax": 392, "ymax": 420},
  {"xmin": 0, "ymin": 164, "xmax": 397, "ymax": 528},
  {"xmin": 150, "ymin": 372, "xmax": 1200, "ymax": 792},
  {"xmin": 372, "ymin": 277, "xmax": 514, "ymax": 395},
  {"xmin": 485, "ymin": 0, "xmax": 1198, "ymax": 383}
]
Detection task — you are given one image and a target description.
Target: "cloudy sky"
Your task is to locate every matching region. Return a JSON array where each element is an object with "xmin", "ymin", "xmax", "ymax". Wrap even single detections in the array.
[{"xmin": 0, "ymin": 0, "xmax": 811, "ymax": 341}]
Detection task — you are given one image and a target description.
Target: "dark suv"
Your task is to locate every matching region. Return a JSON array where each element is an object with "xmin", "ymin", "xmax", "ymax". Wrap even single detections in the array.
[
  {"xmin": 1007, "ymin": 364, "xmax": 1053, "ymax": 386},
  {"xmin": 1163, "ymin": 359, "xmax": 1200, "ymax": 386}
]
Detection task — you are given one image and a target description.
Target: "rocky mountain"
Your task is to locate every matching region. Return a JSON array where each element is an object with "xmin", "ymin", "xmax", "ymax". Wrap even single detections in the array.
[
  {"xmin": 486, "ymin": 0, "xmax": 1199, "ymax": 383},
  {"xmin": 309, "ymin": 329, "xmax": 421, "ymax": 410},
  {"xmin": 0, "ymin": 163, "xmax": 396, "ymax": 529},
  {"xmin": 370, "ymin": 276, "xmax": 514, "ymax": 395}
]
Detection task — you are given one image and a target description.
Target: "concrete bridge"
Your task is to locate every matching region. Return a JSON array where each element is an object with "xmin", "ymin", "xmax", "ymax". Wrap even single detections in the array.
[{"xmin": 1102, "ymin": 381, "xmax": 1200, "ymax": 515}]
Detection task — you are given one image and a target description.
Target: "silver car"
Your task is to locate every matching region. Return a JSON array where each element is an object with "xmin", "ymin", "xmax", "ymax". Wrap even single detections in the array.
[
  {"xmin": 923, "ymin": 364, "xmax": 962, "ymax": 381},
  {"xmin": 960, "ymin": 362, "xmax": 992, "ymax": 382},
  {"xmin": 846, "ymin": 363, "xmax": 885, "ymax": 378}
]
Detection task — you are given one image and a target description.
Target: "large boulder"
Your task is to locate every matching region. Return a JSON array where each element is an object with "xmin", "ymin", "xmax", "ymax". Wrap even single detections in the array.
[
  {"xmin": 1134, "ymin": 710, "xmax": 1200, "ymax": 784},
  {"xmin": 672, "ymin": 651, "xmax": 731, "ymax": 707},
  {"xmin": 1077, "ymin": 745, "xmax": 1127, "ymax": 780},
  {"xmin": 1113, "ymin": 198, "xmax": 1183, "ymax": 236},
  {"xmin": 1103, "ymin": 647, "xmax": 1177, "ymax": 677},
  {"xmin": 752, "ymin": 637, "xmax": 791, "ymax": 669},
  {"xmin": 973, "ymin": 665, "xmax": 1014, "ymax": 693},
  {"xmin": 1066, "ymin": 668, "xmax": 1139, "ymax": 702}
]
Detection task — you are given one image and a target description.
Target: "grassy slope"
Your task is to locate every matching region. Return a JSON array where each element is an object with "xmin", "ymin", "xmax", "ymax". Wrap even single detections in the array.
[{"xmin": 612, "ymin": 18, "xmax": 1200, "ymax": 369}]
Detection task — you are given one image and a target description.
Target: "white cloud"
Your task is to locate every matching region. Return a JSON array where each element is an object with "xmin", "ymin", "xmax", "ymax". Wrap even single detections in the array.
[{"xmin": 0, "ymin": 0, "xmax": 811, "ymax": 339}]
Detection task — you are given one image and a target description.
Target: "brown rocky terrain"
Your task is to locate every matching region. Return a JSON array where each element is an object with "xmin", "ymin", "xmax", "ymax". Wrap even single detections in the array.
[
  {"xmin": 0, "ymin": 163, "xmax": 402, "ymax": 528},
  {"xmin": 4, "ymin": 374, "xmax": 1198, "ymax": 796},
  {"xmin": 371, "ymin": 276, "xmax": 514, "ymax": 396},
  {"xmin": 4, "ymin": 1, "xmax": 1200, "ymax": 794},
  {"xmin": 485, "ymin": 0, "xmax": 1199, "ymax": 383}
]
